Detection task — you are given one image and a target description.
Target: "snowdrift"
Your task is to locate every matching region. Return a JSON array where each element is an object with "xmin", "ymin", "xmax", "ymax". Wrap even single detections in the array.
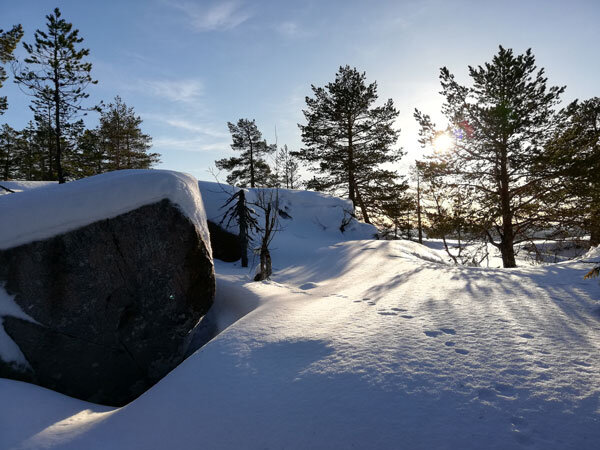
[{"xmin": 0, "ymin": 173, "xmax": 599, "ymax": 449}]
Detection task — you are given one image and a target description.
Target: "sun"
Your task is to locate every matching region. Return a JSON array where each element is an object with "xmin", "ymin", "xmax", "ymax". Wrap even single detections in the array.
[{"xmin": 433, "ymin": 132, "xmax": 453, "ymax": 152}]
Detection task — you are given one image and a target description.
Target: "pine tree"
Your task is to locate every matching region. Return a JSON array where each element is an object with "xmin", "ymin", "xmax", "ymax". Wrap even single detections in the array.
[
  {"xmin": 275, "ymin": 145, "xmax": 300, "ymax": 189},
  {"xmin": 415, "ymin": 46, "xmax": 564, "ymax": 267},
  {"xmin": 0, "ymin": 124, "xmax": 20, "ymax": 180},
  {"xmin": 295, "ymin": 66, "xmax": 404, "ymax": 224},
  {"xmin": 99, "ymin": 96, "xmax": 158, "ymax": 170},
  {"xmin": 0, "ymin": 24, "xmax": 23, "ymax": 115},
  {"xmin": 15, "ymin": 8, "xmax": 97, "ymax": 183},
  {"xmin": 216, "ymin": 118, "xmax": 275, "ymax": 187},
  {"xmin": 545, "ymin": 97, "xmax": 600, "ymax": 245}
]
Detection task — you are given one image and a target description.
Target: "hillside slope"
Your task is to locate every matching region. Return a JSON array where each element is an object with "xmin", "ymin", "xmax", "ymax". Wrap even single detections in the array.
[{"xmin": 1, "ymin": 175, "xmax": 599, "ymax": 449}]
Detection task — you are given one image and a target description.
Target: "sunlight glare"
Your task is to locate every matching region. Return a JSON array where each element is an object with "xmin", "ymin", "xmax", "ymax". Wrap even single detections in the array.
[{"xmin": 433, "ymin": 132, "xmax": 453, "ymax": 152}]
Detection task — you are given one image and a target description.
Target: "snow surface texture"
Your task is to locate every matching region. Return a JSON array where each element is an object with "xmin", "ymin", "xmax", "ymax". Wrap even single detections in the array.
[
  {"xmin": 0, "ymin": 170, "xmax": 211, "ymax": 252},
  {"xmin": 1, "ymin": 178, "xmax": 599, "ymax": 449}
]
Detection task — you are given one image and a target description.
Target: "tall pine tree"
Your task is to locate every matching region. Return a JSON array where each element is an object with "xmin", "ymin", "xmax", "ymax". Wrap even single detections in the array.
[
  {"xmin": 415, "ymin": 46, "xmax": 564, "ymax": 267},
  {"xmin": 15, "ymin": 8, "xmax": 97, "ymax": 183},
  {"xmin": 295, "ymin": 66, "xmax": 404, "ymax": 224},
  {"xmin": 216, "ymin": 118, "xmax": 275, "ymax": 187}
]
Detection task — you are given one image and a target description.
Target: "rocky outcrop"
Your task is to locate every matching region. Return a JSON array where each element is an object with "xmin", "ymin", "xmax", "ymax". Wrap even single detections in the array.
[
  {"xmin": 0, "ymin": 199, "xmax": 215, "ymax": 406},
  {"xmin": 207, "ymin": 220, "xmax": 241, "ymax": 262}
]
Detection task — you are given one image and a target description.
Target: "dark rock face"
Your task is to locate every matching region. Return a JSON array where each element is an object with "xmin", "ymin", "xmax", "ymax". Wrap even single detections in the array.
[
  {"xmin": 207, "ymin": 220, "xmax": 241, "ymax": 262},
  {"xmin": 0, "ymin": 199, "xmax": 215, "ymax": 406}
]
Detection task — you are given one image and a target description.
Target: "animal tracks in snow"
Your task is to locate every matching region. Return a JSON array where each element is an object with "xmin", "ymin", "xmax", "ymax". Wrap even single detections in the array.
[{"xmin": 424, "ymin": 328, "xmax": 469, "ymax": 355}]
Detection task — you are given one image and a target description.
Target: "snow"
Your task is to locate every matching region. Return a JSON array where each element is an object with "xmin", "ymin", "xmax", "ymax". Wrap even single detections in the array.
[
  {"xmin": 0, "ymin": 286, "xmax": 37, "ymax": 367},
  {"xmin": 0, "ymin": 170, "xmax": 211, "ymax": 252},
  {"xmin": 1, "ymin": 175, "xmax": 599, "ymax": 449}
]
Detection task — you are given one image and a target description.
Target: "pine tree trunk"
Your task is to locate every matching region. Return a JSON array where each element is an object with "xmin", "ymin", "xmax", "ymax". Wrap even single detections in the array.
[
  {"xmin": 355, "ymin": 186, "xmax": 371, "ymax": 224},
  {"xmin": 53, "ymin": 42, "xmax": 64, "ymax": 184},
  {"xmin": 248, "ymin": 130, "xmax": 255, "ymax": 188},
  {"xmin": 499, "ymin": 147, "xmax": 516, "ymax": 268},
  {"xmin": 417, "ymin": 174, "xmax": 423, "ymax": 244},
  {"xmin": 3, "ymin": 133, "xmax": 10, "ymax": 180},
  {"xmin": 589, "ymin": 208, "xmax": 600, "ymax": 246},
  {"xmin": 347, "ymin": 125, "xmax": 356, "ymax": 212},
  {"xmin": 237, "ymin": 190, "xmax": 249, "ymax": 267}
]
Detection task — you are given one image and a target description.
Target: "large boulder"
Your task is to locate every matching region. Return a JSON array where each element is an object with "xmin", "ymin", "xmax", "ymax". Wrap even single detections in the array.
[{"xmin": 0, "ymin": 196, "xmax": 214, "ymax": 406}]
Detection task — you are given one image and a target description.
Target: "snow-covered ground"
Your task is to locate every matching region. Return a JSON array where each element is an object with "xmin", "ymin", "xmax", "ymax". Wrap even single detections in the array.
[
  {"xmin": 1, "ymin": 175, "xmax": 599, "ymax": 449},
  {"xmin": 421, "ymin": 238, "xmax": 590, "ymax": 268}
]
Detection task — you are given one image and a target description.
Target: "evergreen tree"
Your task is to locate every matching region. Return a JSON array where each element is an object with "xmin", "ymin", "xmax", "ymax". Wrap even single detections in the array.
[
  {"xmin": 99, "ymin": 96, "xmax": 158, "ymax": 170},
  {"xmin": 74, "ymin": 128, "xmax": 104, "ymax": 178},
  {"xmin": 545, "ymin": 97, "xmax": 600, "ymax": 244},
  {"xmin": 216, "ymin": 118, "xmax": 275, "ymax": 187},
  {"xmin": 274, "ymin": 145, "xmax": 300, "ymax": 189},
  {"xmin": 0, "ymin": 124, "xmax": 20, "ymax": 180},
  {"xmin": 415, "ymin": 46, "xmax": 564, "ymax": 267},
  {"xmin": 295, "ymin": 65, "xmax": 404, "ymax": 224},
  {"xmin": 29, "ymin": 86, "xmax": 56, "ymax": 179},
  {"xmin": 15, "ymin": 8, "xmax": 97, "ymax": 183},
  {"xmin": 0, "ymin": 24, "xmax": 23, "ymax": 114}
]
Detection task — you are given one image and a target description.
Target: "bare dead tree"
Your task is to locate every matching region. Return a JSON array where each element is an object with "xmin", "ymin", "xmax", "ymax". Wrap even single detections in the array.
[{"xmin": 251, "ymin": 188, "xmax": 282, "ymax": 281}]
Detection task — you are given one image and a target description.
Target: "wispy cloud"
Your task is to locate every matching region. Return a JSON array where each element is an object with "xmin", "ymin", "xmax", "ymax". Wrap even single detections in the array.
[
  {"xmin": 275, "ymin": 21, "xmax": 313, "ymax": 39},
  {"xmin": 171, "ymin": 1, "xmax": 251, "ymax": 32},
  {"xmin": 140, "ymin": 79, "xmax": 203, "ymax": 103},
  {"xmin": 152, "ymin": 137, "xmax": 229, "ymax": 153},
  {"xmin": 158, "ymin": 116, "xmax": 228, "ymax": 138}
]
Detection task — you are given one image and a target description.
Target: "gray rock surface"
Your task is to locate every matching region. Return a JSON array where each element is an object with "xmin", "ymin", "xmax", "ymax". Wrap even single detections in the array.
[{"xmin": 0, "ymin": 199, "xmax": 215, "ymax": 406}]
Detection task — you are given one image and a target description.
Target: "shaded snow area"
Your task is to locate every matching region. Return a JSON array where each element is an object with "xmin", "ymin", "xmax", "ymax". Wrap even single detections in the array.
[
  {"xmin": 0, "ymin": 170, "xmax": 211, "ymax": 251},
  {"xmin": 1, "ymin": 175, "xmax": 600, "ymax": 449}
]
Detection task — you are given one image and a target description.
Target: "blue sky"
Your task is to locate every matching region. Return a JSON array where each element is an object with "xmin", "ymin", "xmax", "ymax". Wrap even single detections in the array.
[{"xmin": 2, "ymin": 0, "xmax": 599, "ymax": 181}]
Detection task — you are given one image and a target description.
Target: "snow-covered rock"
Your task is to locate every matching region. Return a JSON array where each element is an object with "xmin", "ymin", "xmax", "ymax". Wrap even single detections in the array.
[
  {"xmin": 0, "ymin": 171, "xmax": 215, "ymax": 406},
  {"xmin": 198, "ymin": 181, "xmax": 377, "ymax": 262}
]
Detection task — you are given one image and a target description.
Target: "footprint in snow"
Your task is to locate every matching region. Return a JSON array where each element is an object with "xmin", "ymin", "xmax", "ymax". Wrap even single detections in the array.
[
  {"xmin": 353, "ymin": 300, "xmax": 362, "ymax": 303},
  {"xmin": 401, "ymin": 314, "xmax": 413, "ymax": 319},
  {"xmin": 440, "ymin": 328, "xmax": 456, "ymax": 335},
  {"xmin": 391, "ymin": 307, "xmax": 407, "ymax": 312},
  {"xmin": 455, "ymin": 349, "xmax": 469, "ymax": 355},
  {"xmin": 519, "ymin": 333, "xmax": 534, "ymax": 339},
  {"xmin": 378, "ymin": 311, "xmax": 397, "ymax": 316},
  {"xmin": 424, "ymin": 330, "xmax": 442, "ymax": 337},
  {"xmin": 299, "ymin": 282, "xmax": 318, "ymax": 290},
  {"xmin": 445, "ymin": 341, "xmax": 456, "ymax": 347}
]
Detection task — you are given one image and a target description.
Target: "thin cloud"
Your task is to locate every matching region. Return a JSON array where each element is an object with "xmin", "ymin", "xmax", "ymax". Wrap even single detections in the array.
[
  {"xmin": 152, "ymin": 137, "xmax": 229, "ymax": 153},
  {"xmin": 140, "ymin": 79, "xmax": 203, "ymax": 103},
  {"xmin": 164, "ymin": 118, "xmax": 228, "ymax": 137},
  {"xmin": 143, "ymin": 113, "xmax": 228, "ymax": 138},
  {"xmin": 171, "ymin": 1, "xmax": 251, "ymax": 32}
]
